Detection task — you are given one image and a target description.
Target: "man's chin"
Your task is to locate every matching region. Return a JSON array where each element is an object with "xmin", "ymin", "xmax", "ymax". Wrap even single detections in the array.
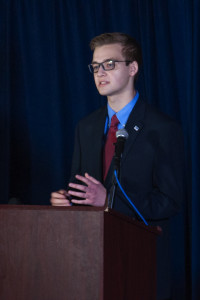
[{"xmin": 97, "ymin": 89, "xmax": 109, "ymax": 96}]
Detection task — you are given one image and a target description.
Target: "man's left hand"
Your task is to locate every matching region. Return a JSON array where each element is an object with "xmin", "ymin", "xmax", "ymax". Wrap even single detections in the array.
[{"xmin": 68, "ymin": 173, "xmax": 107, "ymax": 207}]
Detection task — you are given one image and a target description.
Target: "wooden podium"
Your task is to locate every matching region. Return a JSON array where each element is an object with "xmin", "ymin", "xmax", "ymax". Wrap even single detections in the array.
[{"xmin": 0, "ymin": 205, "xmax": 158, "ymax": 300}]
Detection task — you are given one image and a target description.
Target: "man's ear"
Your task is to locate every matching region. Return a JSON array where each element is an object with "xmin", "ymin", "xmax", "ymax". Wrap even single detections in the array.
[{"xmin": 129, "ymin": 61, "xmax": 138, "ymax": 77}]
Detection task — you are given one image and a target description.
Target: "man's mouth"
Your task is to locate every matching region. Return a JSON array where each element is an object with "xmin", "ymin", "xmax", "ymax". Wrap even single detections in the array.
[{"xmin": 99, "ymin": 81, "xmax": 109, "ymax": 86}]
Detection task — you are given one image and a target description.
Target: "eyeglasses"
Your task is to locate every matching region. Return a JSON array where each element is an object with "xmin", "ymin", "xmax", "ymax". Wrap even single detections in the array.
[{"xmin": 88, "ymin": 59, "xmax": 131, "ymax": 73}]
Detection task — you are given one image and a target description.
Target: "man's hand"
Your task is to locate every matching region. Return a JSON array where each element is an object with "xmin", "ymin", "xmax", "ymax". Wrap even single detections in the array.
[
  {"xmin": 68, "ymin": 173, "xmax": 107, "ymax": 207},
  {"xmin": 50, "ymin": 189, "xmax": 72, "ymax": 206}
]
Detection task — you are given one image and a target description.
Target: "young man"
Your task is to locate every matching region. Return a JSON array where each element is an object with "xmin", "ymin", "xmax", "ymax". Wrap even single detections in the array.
[{"xmin": 51, "ymin": 33, "xmax": 184, "ymax": 300}]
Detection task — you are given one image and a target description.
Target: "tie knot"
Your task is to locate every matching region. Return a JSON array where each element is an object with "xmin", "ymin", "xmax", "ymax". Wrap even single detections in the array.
[{"xmin": 110, "ymin": 114, "xmax": 119, "ymax": 128}]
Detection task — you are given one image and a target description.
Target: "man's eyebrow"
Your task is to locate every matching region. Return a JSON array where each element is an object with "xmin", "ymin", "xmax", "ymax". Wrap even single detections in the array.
[{"xmin": 91, "ymin": 58, "xmax": 117, "ymax": 64}]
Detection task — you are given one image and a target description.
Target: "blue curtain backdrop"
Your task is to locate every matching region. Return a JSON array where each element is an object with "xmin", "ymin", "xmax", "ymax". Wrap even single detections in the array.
[{"xmin": 0, "ymin": 0, "xmax": 199, "ymax": 299}]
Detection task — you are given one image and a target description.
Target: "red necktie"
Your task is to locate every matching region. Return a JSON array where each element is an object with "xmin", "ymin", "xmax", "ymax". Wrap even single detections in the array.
[{"xmin": 103, "ymin": 114, "xmax": 119, "ymax": 181}]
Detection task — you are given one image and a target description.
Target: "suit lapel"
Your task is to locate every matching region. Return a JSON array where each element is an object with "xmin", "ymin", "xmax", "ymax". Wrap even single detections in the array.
[
  {"xmin": 89, "ymin": 106, "xmax": 107, "ymax": 181},
  {"xmin": 104, "ymin": 98, "xmax": 146, "ymax": 187},
  {"xmin": 121, "ymin": 99, "xmax": 145, "ymax": 164}
]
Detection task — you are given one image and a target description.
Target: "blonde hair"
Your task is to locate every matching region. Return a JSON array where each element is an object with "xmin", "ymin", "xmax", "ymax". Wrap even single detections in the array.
[{"xmin": 90, "ymin": 32, "xmax": 142, "ymax": 68}]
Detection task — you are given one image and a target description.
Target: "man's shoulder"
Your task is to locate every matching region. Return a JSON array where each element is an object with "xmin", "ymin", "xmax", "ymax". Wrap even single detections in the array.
[
  {"xmin": 140, "ymin": 98, "xmax": 181, "ymax": 127},
  {"xmin": 78, "ymin": 105, "xmax": 107, "ymax": 125}
]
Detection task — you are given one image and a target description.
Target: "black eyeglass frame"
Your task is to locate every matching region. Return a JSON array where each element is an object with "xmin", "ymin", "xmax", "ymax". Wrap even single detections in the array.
[{"xmin": 88, "ymin": 59, "xmax": 132, "ymax": 73}]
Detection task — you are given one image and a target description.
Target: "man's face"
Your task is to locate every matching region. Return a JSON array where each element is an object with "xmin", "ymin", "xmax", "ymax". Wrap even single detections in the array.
[{"xmin": 92, "ymin": 43, "xmax": 135, "ymax": 98}]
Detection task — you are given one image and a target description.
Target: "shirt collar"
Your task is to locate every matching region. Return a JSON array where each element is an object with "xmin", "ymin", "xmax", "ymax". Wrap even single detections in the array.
[{"xmin": 107, "ymin": 91, "xmax": 139, "ymax": 128}]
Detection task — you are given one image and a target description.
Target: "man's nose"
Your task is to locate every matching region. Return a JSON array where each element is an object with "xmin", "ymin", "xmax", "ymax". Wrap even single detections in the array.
[{"xmin": 97, "ymin": 64, "xmax": 106, "ymax": 76}]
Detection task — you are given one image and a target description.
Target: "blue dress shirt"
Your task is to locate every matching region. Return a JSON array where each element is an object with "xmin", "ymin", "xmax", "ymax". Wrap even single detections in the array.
[{"xmin": 104, "ymin": 91, "xmax": 139, "ymax": 135}]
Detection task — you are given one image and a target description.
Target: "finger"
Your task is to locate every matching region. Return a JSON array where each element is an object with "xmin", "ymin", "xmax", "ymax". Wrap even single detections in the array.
[
  {"xmin": 68, "ymin": 182, "xmax": 87, "ymax": 192},
  {"xmin": 51, "ymin": 198, "xmax": 69, "ymax": 203},
  {"xmin": 68, "ymin": 190, "xmax": 86, "ymax": 198},
  {"xmin": 51, "ymin": 203, "xmax": 72, "ymax": 207},
  {"xmin": 58, "ymin": 189, "xmax": 68, "ymax": 195},
  {"xmin": 85, "ymin": 173, "xmax": 99, "ymax": 184},
  {"xmin": 75, "ymin": 174, "xmax": 90, "ymax": 185},
  {"xmin": 51, "ymin": 202, "xmax": 71, "ymax": 207},
  {"xmin": 51, "ymin": 192, "xmax": 67, "ymax": 199},
  {"xmin": 51, "ymin": 199, "xmax": 71, "ymax": 206},
  {"xmin": 71, "ymin": 199, "xmax": 90, "ymax": 205}
]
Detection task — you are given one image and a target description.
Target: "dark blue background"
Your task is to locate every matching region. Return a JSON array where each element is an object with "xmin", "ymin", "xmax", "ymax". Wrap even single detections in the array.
[{"xmin": 0, "ymin": 1, "xmax": 199, "ymax": 299}]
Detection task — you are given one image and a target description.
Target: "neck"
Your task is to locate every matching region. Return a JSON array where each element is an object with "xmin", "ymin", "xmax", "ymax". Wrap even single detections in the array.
[{"xmin": 107, "ymin": 89, "xmax": 136, "ymax": 112}]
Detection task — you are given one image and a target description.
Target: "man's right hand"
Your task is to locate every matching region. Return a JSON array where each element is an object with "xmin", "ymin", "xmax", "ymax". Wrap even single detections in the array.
[{"xmin": 50, "ymin": 189, "xmax": 72, "ymax": 206}]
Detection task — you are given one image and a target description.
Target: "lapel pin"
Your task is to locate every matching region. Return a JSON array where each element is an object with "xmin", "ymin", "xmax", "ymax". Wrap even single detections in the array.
[{"xmin": 134, "ymin": 125, "xmax": 139, "ymax": 131}]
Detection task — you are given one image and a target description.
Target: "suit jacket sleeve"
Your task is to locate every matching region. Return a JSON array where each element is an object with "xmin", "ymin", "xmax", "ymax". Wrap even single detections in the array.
[{"xmin": 69, "ymin": 106, "xmax": 106, "ymax": 184}]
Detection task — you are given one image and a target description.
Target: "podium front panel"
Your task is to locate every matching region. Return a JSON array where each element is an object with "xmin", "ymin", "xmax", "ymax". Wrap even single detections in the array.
[{"xmin": 0, "ymin": 206, "xmax": 104, "ymax": 300}]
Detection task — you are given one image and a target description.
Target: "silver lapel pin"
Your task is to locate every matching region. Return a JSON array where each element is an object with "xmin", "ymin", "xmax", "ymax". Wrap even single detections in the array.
[{"xmin": 134, "ymin": 125, "xmax": 140, "ymax": 131}]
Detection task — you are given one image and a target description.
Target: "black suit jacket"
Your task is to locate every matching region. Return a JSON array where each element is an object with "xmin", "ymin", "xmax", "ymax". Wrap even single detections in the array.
[{"xmin": 69, "ymin": 97, "xmax": 185, "ymax": 299}]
